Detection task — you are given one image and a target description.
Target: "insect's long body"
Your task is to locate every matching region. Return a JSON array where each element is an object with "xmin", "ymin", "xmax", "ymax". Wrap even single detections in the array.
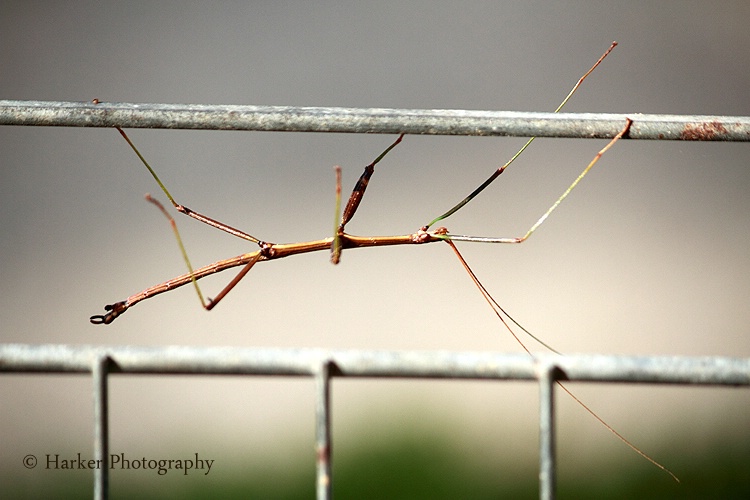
[{"xmin": 92, "ymin": 229, "xmax": 444, "ymax": 324}]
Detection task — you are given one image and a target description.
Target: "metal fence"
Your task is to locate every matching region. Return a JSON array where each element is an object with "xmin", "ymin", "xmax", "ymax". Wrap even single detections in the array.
[
  {"xmin": 1, "ymin": 100, "xmax": 750, "ymax": 499},
  {"xmin": 3, "ymin": 100, "xmax": 750, "ymax": 140},
  {"xmin": 2, "ymin": 345, "xmax": 749, "ymax": 499}
]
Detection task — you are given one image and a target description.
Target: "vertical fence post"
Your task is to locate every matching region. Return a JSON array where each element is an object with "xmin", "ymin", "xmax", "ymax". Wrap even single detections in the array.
[
  {"xmin": 315, "ymin": 360, "xmax": 333, "ymax": 500},
  {"xmin": 538, "ymin": 363, "xmax": 557, "ymax": 500},
  {"xmin": 93, "ymin": 354, "xmax": 110, "ymax": 500}
]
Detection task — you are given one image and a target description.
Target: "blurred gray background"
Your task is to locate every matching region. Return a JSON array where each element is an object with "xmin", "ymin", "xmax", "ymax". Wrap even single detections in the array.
[{"xmin": 1, "ymin": 1, "xmax": 749, "ymax": 495}]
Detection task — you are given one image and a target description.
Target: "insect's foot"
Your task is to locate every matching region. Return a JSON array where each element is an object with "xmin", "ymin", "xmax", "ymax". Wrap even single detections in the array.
[{"xmin": 90, "ymin": 301, "xmax": 128, "ymax": 325}]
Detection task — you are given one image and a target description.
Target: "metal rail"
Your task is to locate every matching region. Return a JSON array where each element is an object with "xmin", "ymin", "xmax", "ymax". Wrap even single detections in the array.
[
  {"xmin": 2, "ymin": 100, "xmax": 750, "ymax": 140},
  {"xmin": 2, "ymin": 344, "xmax": 749, "ymax": 499}
]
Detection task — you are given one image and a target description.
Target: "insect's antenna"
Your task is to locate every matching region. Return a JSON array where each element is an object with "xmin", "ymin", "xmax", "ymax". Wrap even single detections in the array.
[
  {"xmin": 424, "ymin": 41, "xmax": 617, "ymax": 230},
  {"xmin": 557, "ymin": 382, "xmax": 680, "ymax": 482},
  {"xmin": 444, "ymin": 240, "xmax": 560, "ymax": 354},
  {"xmin": 444, "ymin": 239, "xmax": 679, "ymax": 482}
]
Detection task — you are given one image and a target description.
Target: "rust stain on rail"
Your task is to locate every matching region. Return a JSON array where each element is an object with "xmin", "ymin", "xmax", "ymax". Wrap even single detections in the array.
[{"xmin": 680, "ymin": 121, "xmax": 729, "ymax": 140}]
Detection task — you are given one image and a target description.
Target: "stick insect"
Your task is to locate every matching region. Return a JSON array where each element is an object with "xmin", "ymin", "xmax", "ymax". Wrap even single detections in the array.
[{"xmin": 89, "ymin": 42, "xmax": 678, "ymax": 481}]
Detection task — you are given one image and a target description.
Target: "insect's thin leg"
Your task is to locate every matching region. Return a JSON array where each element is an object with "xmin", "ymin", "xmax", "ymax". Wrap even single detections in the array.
[
  {"xmin": 444, "ymin": 118, "xmax": 632, "ymax": 244},
  {"xmin": 444, "ymin": 239, "xmax": 679, "ymax": 482},
  {"xmin": 331, "ymin": 166, "xmax": 343, "ymax": 264},
  {"xmin": 146, "ymin": 194, "xmax": 270, "ymax": 311},
  {"xmin": 425, "ymin": 41, "xmax": 617, "ymax": 230},
  {"xmin": 90, "ymin": 247, "xmax": 267, "ymax": 325},
  {"xmin": 338, "ymin": 134, "xmax": 405, "ymax": 232},
  {"xmin": 116, "ymin": 127, "xmax": 262, "ymax": 245},
  {"xmin": 332, "ymin": 133, "xmax": 404, "ymax": 264},
  {"xmin": 147, "ymin": 195, "xmax": 264, "ymax": 312},
  {"xmin": 202, "ymin": 252, "xmax": 263, "ymax": 310},
  {"xmin": 144, "ymin": 195, "xmax": 209, "ymax": 309}
]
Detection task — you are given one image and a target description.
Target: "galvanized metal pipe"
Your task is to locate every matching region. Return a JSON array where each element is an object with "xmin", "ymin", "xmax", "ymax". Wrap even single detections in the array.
[
  {"xmin": 3, "ymin": 344, "xmax": 749, "ymax": 499},
  {"xmin": 92, "ymin": 355, "xmax": 110, "ymax": 500},
  {"xmin": 2, "ymin": 100, "xmax": 749, "ymax": 141},
  {"xmin": 537, "ymin": 363, "xmax": 558, "ymax": 500},
  {"xmin": 1, "ymin": 345, "xmax": 748, "ymax": 385},
  {"xmin": 315, "ymin": 360, "xmax": 333, "ymax": 500}
]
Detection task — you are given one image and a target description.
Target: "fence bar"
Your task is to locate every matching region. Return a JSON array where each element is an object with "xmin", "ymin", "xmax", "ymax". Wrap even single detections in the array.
[
  {"xmin": 537, "ymin": 363, "xmax": 558, "ymax": 500},
  {"xmin": 1, "ymin": 101, "xmax": 749, "ymax": 141},
  {"xmin": 92, "ymin": 355, "xmax": 110, "ymax": 500},
  {"xmin": 315, "ymin": 360, "xmax": 333, "ymax": 500},
  {"xmin": 1, "ymin": 345, "xmax": 749, "ymax": 385},
  {"xmin": 2, "ymin": 344, "xmax": 749, "ymax": 498}
]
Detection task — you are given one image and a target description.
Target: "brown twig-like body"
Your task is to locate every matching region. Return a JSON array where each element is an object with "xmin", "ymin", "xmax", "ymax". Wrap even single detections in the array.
[{"xmin": 90, "ymin": 230, "xmax": 442, "ymax": 324}]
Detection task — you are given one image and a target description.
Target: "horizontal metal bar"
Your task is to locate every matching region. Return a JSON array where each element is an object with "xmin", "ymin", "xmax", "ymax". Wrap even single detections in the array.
[
  {"xmin": 1, "ymin": 100, "xmax": 749, "ymax": 141},
  {"xmin": 1, "ymin": 344, "xmax": 748, "ymax": 385}
]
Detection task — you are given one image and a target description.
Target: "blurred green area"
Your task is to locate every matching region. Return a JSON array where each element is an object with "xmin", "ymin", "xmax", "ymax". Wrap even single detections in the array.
[{"xmin": 5, "ymin": 425, "xmax": 748, "ymax": 499}]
